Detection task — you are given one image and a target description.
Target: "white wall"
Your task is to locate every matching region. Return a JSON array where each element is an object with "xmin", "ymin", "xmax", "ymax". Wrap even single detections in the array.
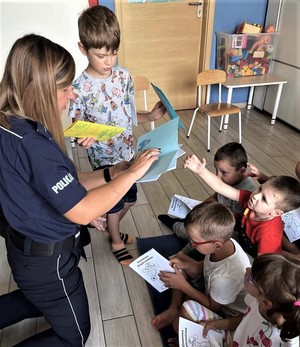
[{"xmin": 0, "ymin": 0, "xmax": 89, "ymax": 128}]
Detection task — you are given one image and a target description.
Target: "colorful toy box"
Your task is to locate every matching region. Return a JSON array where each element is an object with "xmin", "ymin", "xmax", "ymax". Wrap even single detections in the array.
[{"xmin": 216, "ymin": 31, "xmax": 279, "ymax": 77}]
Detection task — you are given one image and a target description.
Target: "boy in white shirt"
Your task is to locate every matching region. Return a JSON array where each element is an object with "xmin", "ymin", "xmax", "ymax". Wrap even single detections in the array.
[{"xmin": 151, "ymin": 202, "xmax": 250, "ymax": 344}]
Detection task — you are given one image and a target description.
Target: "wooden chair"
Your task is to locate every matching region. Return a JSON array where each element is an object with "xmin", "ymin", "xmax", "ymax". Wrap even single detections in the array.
[
  {"xmin": 187, "ymin": 69, "xmax": 242, "ymax": 152},
  {"xmin": 132, "ymin": 75, "xmax": 155, "ymax": 130}
]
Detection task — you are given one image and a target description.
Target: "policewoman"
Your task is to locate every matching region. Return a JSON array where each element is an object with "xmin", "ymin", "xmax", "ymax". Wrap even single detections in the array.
[{"xmin": 0, "ymin": 34, "xmax": 159, "ymax": 346}]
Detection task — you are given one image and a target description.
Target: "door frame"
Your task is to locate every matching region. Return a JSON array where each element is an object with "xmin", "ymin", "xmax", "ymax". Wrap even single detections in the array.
[{"xmin": 199, "ymin": 0, "xmax": 215, "ymax": 72}]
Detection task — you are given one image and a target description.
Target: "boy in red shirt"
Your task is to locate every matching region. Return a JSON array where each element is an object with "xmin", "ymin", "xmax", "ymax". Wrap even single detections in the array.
[
  {"xmin": 184, "ymin": 154, "xmax": 300, "ymax": 257},
  {"xmin": 246, "ymin": 162, "xmax": 300, "ymax": 256}
]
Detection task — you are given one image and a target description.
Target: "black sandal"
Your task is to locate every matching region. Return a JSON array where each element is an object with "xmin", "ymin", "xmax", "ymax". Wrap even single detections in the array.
[
  {"xmin": 112, "ymin": 248, "xmax": 133, "ymax": 265},
  {"xmin": 119, "ymin": 232, "xmax": 134, "ymax": 244}
]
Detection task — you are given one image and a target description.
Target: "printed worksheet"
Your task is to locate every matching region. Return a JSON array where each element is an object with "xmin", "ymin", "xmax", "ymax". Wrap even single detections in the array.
[
  {"xmin": 63, "ymin": 120, "xmax": 125, "ymax": 141},
  {"xmin": 168, "ymin": 194, "xmax": 201, "ymax": 219},
  {"xmin": 178, "ymin": 317, "xmax": 222, "ymax": 347},
  {"xmin": 129, "ymin": 248, "xmax": 174, "ymax": 292},
  {"xmin": 282, "ymin": 207, "xmax": 300, "ymax": 242}
]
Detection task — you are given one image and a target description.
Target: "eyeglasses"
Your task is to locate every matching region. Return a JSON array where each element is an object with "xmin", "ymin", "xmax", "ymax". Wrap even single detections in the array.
[
  {"xmin": 189, "ymin": 239, "xmax": 223, "ymax": 248},
  {"xmin": 247, "ymin": 273, "xmax": 257, "ymax": 288}
]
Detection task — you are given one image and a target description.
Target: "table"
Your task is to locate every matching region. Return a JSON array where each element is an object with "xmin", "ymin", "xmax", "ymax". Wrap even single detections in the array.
[{"xmin": 222, "ymin": 74, "xmax": 287, "ymax": 128}]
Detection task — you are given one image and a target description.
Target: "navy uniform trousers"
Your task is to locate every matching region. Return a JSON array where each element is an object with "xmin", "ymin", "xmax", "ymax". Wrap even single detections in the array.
[{"xmin": 0, "ymin": 226, "xmax": 91, "ymax": 347}]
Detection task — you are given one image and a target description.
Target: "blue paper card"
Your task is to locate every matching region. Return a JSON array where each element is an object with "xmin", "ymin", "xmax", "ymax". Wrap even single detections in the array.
[
  {"xmin": 137, "ymin": 118, "xmax": 179, "ymax": 182},
  {"xmin": 151, "ymin": 83, "xmax": 185, "ymax": 129}
]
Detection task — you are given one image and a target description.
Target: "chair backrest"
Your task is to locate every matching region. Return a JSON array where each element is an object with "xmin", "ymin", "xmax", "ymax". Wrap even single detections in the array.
[
  {"xmin": 132, "ymin": 75, "xmax": 155, "ymax": 130},
  {"xmin": 196, "ymin": 69, "xmax": 226, "ymax": 106},
  {"xmin": 196, "ymin": 69, "xmax": 226, "ymax": 86},
  {"xmin": 132, "ymin": 75, "xmax": 150, "ymax": 91}
]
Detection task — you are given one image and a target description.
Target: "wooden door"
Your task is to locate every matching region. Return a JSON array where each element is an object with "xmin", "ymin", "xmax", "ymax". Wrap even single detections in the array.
[{"xmin": 115, "ymin": 0, "xmax": 214, "ymax": 111}]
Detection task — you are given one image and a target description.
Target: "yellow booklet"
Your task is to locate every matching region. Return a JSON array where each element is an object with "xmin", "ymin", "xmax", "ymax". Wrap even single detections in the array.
[{"xmin": 63, "ymin": 120, "xmax": 125, "ymax": 141}]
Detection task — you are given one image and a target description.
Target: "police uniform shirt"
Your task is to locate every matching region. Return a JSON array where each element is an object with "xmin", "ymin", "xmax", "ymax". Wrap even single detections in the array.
[{"xmin": 0, "ymin": 117, "xmax": 87, "ymax": 243}]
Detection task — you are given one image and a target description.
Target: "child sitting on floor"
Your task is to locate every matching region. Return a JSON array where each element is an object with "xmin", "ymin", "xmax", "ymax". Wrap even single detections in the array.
[
  {"xmin": 184, "ymin": 154, "xmax": 300, "ymax": 258},
  {"xmin": 196, "ymin": 253, "xmax": 300, "ymax": 346},
  {"xmin": 158, "ymin": 142, "xmax": 256, "ymax": 258},
  {"xmin": 246, "ymin": 162, "xmax": 300, "ymax": 256},
  {"xmin": 151, "ymin": 202, "xmax": 250, "ymax": 346}
]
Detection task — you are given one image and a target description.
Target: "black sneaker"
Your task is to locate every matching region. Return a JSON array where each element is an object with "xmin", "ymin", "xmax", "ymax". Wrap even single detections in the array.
[{"xmin": 158, "ymin": 214, "xmax": 182, "ymax": 229}]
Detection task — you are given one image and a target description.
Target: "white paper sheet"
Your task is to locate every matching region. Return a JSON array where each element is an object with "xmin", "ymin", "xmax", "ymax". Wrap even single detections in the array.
[
  {"xmin": 178, "ymin": 317, "xmax": 223, "ymax": 347},
  {"xmin": 168, "ymin": 194, "xmax": 201, "ymax": 219},
  {"xmin": 129, "ymin": 248, "xmax": 174, "ymax": 292},
  {"xmin": 282, "ymin": 207, "xmax": 300, "ymax": 242}
]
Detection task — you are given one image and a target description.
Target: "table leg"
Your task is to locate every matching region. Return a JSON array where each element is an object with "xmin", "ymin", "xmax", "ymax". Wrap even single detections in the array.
[
  {"xmin": 271, "ymin": 83, "xmax": 283, "ymax": 125},
  {"xmin": 224, "ymin": 87, "xmax": 233, "ymax": 129},
  {"xmin": 247, "ymin": 86, "xmax": 255, "ymax": 110}
]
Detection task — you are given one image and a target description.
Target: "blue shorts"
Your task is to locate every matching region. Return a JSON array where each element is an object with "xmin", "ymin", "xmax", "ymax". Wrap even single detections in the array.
[{"xmin": 95, "ymin": 165, "xmax": 137, "ymax": 214}]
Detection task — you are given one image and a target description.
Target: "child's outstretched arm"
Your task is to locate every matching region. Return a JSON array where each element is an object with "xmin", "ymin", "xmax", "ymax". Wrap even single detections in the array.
[{"xmin": 184, "ymin": 154, "xmax": 240, "ymax": 202}]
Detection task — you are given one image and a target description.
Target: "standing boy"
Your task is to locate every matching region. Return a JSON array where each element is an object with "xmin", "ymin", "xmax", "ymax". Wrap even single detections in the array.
[
  {"xmin": 184, "ymin": 154, "xmax": 300, "ymax": 257},
  {"xmin": 151, "ymin": 202, "xmax": 250, "ymax": 343},
  {"xmin": 69, "ymin": 5, "xmax": 165, "ymax": 265}
]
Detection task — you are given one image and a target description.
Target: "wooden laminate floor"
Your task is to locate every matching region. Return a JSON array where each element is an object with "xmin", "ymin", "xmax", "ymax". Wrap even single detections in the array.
[{"xmin": 0, "ymin": 107, "xmax": 300, "ymax": 346}]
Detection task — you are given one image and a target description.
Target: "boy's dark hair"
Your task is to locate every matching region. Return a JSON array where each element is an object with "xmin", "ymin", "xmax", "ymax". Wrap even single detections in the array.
[
  {"xmin": 78, "ymin": 5, "xmax": 120, "ymax": 52},
  {"xmin": 268, "ymin": 176, "xmax": 300, "ymax": 212},
  {"xmin": 214, "ymin": 142, "xmax": 247, "ymax": 170},
  {"xmin": 184, "ymin": 202, "xmax": 235, "ymax": 242},
  {"xmin": 252, "ymin": 253, "xmax": 300, "ymax": 340}
]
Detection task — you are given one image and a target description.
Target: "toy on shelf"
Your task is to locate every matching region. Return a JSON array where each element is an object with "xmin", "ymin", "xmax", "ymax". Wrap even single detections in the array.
[
  {"xmin": 216, "ymin": 25, "xmax": 278, "ymax": 77},
  {"xmin": 249, "ymin": 24, "xmax": 276, "ymax": 55},
  {"xmin": 236, "ymin": 21, "xmax": 262, "ymax": 34}
]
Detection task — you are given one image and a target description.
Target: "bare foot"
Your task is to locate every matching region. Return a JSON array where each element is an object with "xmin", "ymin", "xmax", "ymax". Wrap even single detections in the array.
[{"xmin": 151, "ymin": 307, "xmax": 178, "ymax": 330}]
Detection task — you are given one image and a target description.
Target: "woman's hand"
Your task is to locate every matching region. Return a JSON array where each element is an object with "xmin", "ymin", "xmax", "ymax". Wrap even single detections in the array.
[
  {"xmin": 109, "ymin": 161, "xmax": 131, "ymax": 180},
  {"xmin": 126, "ymin": 148, "xmax": 160, "ymax": 180},
  {"xmin": 89, "ymin": 216, "xmax": 106, "ymax": 231},
  {"xmin": 183, "ymin": 154, "xmax": 206, "ymax": 175}
]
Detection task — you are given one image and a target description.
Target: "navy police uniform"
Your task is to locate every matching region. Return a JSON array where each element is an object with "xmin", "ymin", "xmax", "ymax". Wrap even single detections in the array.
[{"xmin": 0, "ymin": 117, "xmax": 90, "ymax": 346}]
